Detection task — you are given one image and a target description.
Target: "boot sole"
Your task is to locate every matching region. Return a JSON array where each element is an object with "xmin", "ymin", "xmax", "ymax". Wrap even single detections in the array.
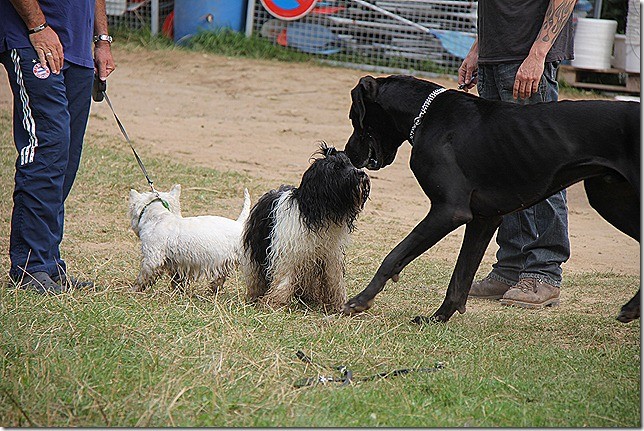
[
  {"xmin": 499, "ymin": 298, "xmax": 560, "ymax": 309},
  {"xmin": 468, "ymin": 294, "xmax": 505, "ymax": 300}
]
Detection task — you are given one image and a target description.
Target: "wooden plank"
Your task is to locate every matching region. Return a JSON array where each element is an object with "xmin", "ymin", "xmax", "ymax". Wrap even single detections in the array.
[
  {"xmin": 565, "ymin": 82, "xmax": 637, "ymax": 92},
  {"xmin": 557, "ymin": 65, "xmax": 640, "ymax": 94},
  {"xmin": 626, "ymin": 74, "xmax": 641, "ymax": 92}
]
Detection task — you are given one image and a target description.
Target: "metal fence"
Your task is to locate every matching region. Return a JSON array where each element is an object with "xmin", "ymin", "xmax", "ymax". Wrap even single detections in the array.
[
  {"xmin": 106, "ymin": 0, "xmax": 174, "ymax": 36},
  {"xmin": 247, "ymin": 0, "xmax": 478, "ymax": 74},
  {"xmin": 105, "ymin": 0, "xmax": 623, "ymax": 76}
]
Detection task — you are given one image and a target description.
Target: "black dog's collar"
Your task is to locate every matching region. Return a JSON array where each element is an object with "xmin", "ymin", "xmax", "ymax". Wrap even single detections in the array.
[{"xmin": 409, "ymin": 87, "xmax": 447, "ymax": 145}]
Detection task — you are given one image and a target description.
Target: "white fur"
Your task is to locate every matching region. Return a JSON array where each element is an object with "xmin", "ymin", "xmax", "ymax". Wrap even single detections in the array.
[{"xmin": 129, "ymin": 184, "xmax": 250, "ymax": 292}]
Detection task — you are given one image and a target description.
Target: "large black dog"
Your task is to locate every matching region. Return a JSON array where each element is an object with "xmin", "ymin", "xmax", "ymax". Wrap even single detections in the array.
[{"xmin": 342, "ymin": 74, "xmax": 640, "ymax": 324}]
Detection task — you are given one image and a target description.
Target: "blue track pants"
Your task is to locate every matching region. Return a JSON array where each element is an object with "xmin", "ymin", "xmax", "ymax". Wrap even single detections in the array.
[{"xmin": 1, "ymin": 47, "xmax": 93, "ymax": 279}]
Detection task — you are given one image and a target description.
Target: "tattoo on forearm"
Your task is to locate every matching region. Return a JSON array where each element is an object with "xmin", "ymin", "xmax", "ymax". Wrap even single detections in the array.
[{"xmin": 540, "ymin": 0, "xmax": 575, "ymax": 43}]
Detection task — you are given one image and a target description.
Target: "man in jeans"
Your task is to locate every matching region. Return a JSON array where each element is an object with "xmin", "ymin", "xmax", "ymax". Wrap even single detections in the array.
[{"xmin": 458, "ymin": 0, "xmax": 575, "ymax": 308}]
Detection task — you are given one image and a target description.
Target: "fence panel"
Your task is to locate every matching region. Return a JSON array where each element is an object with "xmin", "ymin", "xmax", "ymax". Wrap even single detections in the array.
[
  {"xmin": 247, "ymin": 0, "xmax": 477, "ymax": 74},
  {"xmin": 106, "ymin": 0, "xmax": 174, "ymax": 36}
]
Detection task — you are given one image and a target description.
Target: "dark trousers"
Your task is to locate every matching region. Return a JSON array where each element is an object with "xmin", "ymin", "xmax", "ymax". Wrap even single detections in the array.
[
  {"xmin": 476, "ymin": 62, "xmax": 571, "ymax": 286},
  {"xmin": 1, "ymin": 47, "xmax": 93, "ymax": 279}
]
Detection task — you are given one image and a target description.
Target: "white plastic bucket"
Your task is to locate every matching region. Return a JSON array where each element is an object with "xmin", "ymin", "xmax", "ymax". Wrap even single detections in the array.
[{"xmin": 571, "ymin": 18, "xmax": 618, "ymax": 70}]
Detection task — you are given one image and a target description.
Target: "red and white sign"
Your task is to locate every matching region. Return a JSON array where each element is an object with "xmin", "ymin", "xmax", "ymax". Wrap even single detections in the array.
[{"xmin": 260, "ymin": 0, "xmax": 318, "ymax": 21}]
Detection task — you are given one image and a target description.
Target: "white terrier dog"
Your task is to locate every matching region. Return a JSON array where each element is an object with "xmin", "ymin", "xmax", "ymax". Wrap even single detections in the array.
[{"xmin": 128, "ymin": 184, "xmax": 250, "ymax": 293}]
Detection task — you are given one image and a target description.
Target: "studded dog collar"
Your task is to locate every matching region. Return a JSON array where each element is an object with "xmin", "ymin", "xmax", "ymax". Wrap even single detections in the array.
[{"xmin": 409, "ymin": 87, "xmax": 447, "ymax": 145}]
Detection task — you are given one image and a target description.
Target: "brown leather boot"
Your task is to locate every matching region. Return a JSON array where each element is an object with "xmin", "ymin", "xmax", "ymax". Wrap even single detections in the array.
[
  {"xmin": 499, "ymin": 278, "xmax": 560, "ymax": 309},
  {"xmin": 469, "ymin": 275, "xmax": 512, "ymax": 300}
]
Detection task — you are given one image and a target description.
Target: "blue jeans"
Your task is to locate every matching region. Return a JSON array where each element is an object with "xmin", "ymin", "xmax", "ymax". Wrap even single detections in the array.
[
  {"xmin": 476, "ymin": 62, "xmax": 570, "ymax": 287},
  {"xmin": 1, "ymin": 47, "xmax": 93, "ymax": 280}
]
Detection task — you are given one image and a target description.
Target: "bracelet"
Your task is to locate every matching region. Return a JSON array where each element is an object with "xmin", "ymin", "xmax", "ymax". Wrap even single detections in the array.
[{"xmin": 28, "ymin": 22, "xmax": 48, "ymax": 34}]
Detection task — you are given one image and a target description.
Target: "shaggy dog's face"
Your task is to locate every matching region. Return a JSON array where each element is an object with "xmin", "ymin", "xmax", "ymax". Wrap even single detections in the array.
[
  {"xmin": 345, "ymin": 77, "xmax": 406, "ymax": 171},
  {"xmin": 294, "ymin": 146, "xmax": 370, "ymax": 231}
]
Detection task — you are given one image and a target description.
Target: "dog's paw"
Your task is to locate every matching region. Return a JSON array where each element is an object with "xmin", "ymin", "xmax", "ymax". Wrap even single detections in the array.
[
  {"xmin": 391, "ymin": 273, "xmax": 400, "ymax": 283},
  {"xmin": 411, "ymin": 315, "xmax": 444, "ymax": 325},
  {"xmin": 342, "ymin": 296, "xmax": 374, "ymax": 315},
  {"xmin": 412, "ymin": 311, "xmax": 454, "ymax": 324},
  {"xmin": 616, "ymin": 308, "xmax": 639, "ymax": 323},
  {"xmin": 130, "ymin": 284, "xmax": 146, "ymax": 293}
]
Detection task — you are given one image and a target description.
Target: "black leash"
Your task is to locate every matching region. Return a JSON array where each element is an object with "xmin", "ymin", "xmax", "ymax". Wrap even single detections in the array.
[
  {"xmin": 458, "ymin": 71, "xmax": 478, "ymax": 90},
  {"xmin": 293, "ymin": 350, "xmax": 445, "ymax": 388},
  {"xmin": 93, "ymin": 75, "xmax": 159, "ymax": 195}
]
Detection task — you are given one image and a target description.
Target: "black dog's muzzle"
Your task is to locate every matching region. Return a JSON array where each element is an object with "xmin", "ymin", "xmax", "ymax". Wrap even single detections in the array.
[
  {"xmin": 366, "ymin": 146, "xmax": 379, "ymax": 170},
  {"xmin": 361, "ymin": 130, "xmax": 381, "ymax": 170}
]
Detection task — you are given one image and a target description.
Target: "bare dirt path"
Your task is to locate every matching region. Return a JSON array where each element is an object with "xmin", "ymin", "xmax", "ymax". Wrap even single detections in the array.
[{"xmin": 0, "ymin": 47, "xmax": 639, "ymax": 276}]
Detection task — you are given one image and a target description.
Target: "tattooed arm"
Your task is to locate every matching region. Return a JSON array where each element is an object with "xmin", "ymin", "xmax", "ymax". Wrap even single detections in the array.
[{"xmin": 513, "ymin": 0, "xmax": 575, "ymax": 100}]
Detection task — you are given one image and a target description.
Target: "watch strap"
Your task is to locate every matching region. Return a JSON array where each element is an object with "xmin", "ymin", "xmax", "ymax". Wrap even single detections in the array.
[{"xmin": 28, "ymin": 22, "xmax": 48, "ymax": 34}]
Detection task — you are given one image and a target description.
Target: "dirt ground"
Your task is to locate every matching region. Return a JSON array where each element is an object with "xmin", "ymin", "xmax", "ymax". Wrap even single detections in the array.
[{"xmin": 0, "ymin": 47, "xmax": 639, "ymax": 276}]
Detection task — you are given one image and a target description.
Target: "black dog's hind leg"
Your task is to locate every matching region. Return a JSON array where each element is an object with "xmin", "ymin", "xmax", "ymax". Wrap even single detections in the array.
[
  {"xmin": 584, "ymin": 175, "xmax": 641, "ymax": 323},
  {"xmin": 414, "ymin": 216, "xmax": 502, "ymax": 324},
  {"xmin": 343, "ymin": 205, "xmax": 470, "ymax": 315},
  {"xmin": 585, "ymin": 175, "xmax": 639, "ymax": 241}
]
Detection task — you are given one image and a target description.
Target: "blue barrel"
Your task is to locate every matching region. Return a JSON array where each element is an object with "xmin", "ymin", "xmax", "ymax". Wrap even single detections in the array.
[{"xmin": 174, "ymin": 0, "xmax": 248, "ymax": 43}]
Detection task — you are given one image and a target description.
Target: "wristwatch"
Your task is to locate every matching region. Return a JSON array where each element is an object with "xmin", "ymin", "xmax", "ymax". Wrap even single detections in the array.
[
  {"xmin": 93, "ymin": 34, "xmax": 113, "ymax": 44},
  {"xmin": 28, "ymin": 22, "xmax": 48, "ymax": 34}
]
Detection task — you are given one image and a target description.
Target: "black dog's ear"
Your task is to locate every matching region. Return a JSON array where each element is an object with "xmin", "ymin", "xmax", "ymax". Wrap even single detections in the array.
[{"xmin": 350, "ymin": 76, "xmax": 379, "ymax": 129}]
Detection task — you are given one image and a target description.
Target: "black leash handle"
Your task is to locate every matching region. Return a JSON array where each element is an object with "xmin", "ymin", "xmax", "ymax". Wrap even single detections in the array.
[
  {"xmin": 458, "ymin": 71, "xmax": 478, "ymax": 90},
  {"xmin": 94, "ymin": 75, "xmax": 157, "ymax": 193}
]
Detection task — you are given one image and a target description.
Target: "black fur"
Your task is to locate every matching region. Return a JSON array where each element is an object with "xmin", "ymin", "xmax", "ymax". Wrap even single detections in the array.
[
  {"xmin": 243, "ymin": 185, "xmax": 294, "ymax": 285},
  {"xmin": 294, "ymin": 144, "xmax": 370, "ymax": 232},
  {"xmin": 342, "ymin": 74, "xmax": 640, "ymax": 324}
]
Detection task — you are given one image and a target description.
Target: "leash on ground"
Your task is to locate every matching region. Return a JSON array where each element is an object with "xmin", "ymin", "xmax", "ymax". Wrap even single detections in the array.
[
  {"xmin": 92, "ymin": 75, "xmax": 164, "ymax": 202},
  {"xmin": 293, "ymin": 350, "xmax": 445, "ymax": 388}
]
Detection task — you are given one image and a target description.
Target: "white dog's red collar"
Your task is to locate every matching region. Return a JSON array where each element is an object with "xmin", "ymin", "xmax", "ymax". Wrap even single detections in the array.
[{"xmin": 409, "ymin": 87, "xmax": 447, "ymax": 145}]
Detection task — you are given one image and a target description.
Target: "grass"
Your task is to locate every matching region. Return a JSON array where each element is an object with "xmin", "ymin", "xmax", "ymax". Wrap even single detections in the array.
[
  {"xmin": 0, "ymin": 90, "xmax": 640, "ymax": 426},
  {"xmin": 112, "ymin": 28, "xmax": 321, "ymax": 63}
]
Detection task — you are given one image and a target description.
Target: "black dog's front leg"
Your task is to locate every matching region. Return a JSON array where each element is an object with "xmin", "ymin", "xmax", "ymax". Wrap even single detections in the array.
[
  {"xmin": 617, "ymin": 289, "xmax": 640, "ymax": 323},
  {"xmin": 343, "ymin": 208, "xmax": 465, "ymax": 315},
  {"xmin": 413, "ymin": 216, "xmax": 502, "ymax": 324}
]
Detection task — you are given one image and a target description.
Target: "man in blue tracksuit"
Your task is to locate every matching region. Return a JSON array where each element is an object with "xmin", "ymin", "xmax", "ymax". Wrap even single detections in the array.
[{"xmin": 1, "ymin": 0, "xmax": 115, "ymax": 293}]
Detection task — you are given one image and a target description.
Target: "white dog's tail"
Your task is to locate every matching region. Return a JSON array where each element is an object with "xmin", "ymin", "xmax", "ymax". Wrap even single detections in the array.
[{"xmin": 237, "ymin": 188, "xmax": 251, "ymax": 224}]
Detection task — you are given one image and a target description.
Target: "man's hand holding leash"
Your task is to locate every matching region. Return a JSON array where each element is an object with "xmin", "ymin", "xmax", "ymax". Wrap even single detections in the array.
[{"xmin": 458, "ymin": 37, "xmax": 478, "ymax": 91}]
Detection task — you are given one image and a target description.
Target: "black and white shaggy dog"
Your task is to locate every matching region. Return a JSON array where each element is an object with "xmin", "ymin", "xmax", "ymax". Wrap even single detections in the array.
[{"xmin": 242, "ymin": 145, "xmax": 370, "ymax": 312}]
